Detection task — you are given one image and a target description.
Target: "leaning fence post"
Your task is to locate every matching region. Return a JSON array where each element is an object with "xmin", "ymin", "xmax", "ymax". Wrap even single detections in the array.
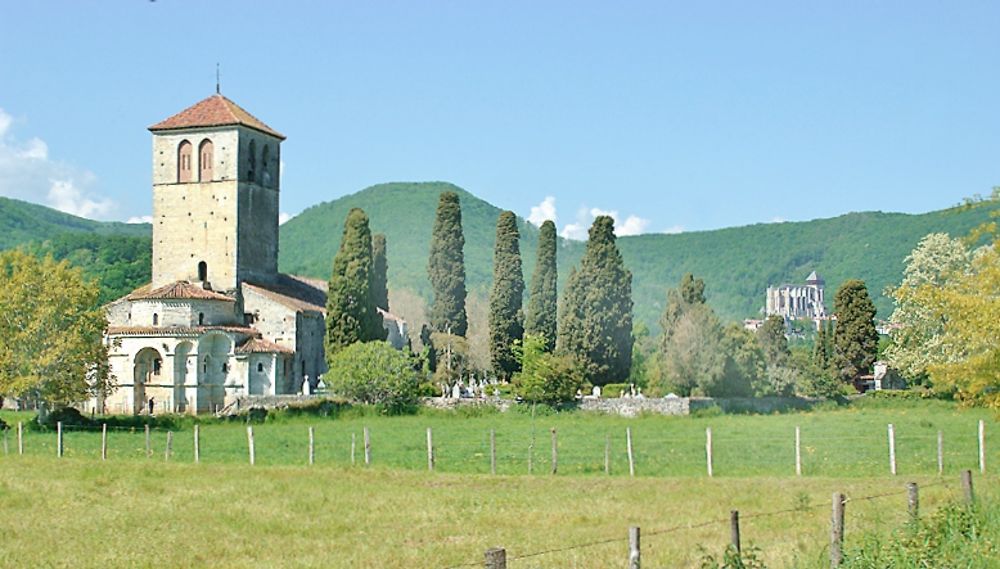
[
  {"xmin": 831, "ymin": 492, "xmax": 846, "ymax": 568},
  {"xmin": 165, "ymin": 431, "xmax": 173, "ymax": 461},
  {"xmin": 731, "ymin": 510, "xmax": 741, "ymax": 553},
  {"xmin": 490, "ymin": 429, "xmax": 497, "ymax": 475},
  {"xmin": 247, "ymin": 426, "xmax": 255, "ymax": 466},
  {"xmin": 101, "ymin": 423, "xmax": 108, "ymax": 461},
  {"xmin": 363, "ymin": 427, "xmax": 372, "ymax": 465},
  {"xmin": 17, "ymin": 422, "xmax": 23, "ymax": 455},
  {"xmin": 626, "ymin": 427, "xmax": 635, "ymax": 477},
  {"xmin": 706, "ymin": 427, "xmax": 714, "ymax": 477},
  {"xmin": 961, "ymin": 470, "xmax": 974, "ymax": 505},
  {"xmin": 605, "ymin": 434, "xmax": 611, "ymax": 476},
  {"xmin": 628, "ymin": 526, "xmax": 641, "ymax": 569},
  {"xmin": 937, "ymin": 431, "xmax": 943, "ymax": 475},
  {"xmin": 484, "ymin": 547, "xmax": 507, "ymax": 569},
  {"xmin": 795, "ymin": 426, "xmax": 802, "ymax": 476},
  {"xmin": 906, "ymin": 482, "xmax": 919, "ymax": 521},
  {"xmin": 887, "ymin": 423, "xmax": 897, "ymax": 475},
  {"xmin": 979, "ymin": 419, "xmax": 986, "ymax": 474},
  {"xmin": 550, "ymin": 428, "xmax": 558, "ymax": 475},
  {"xmin": 308, "ymin": 427, "xmax": 315, "ymax": 466},
  {"xmin": 426, "ymin": 427, "xmax": 434, "ymax": 471},
  {"xmin": 57, "ymin": 421, "xmax": 63, "ymax": 458},
  {"xmin": 144, "ymin": 424, "xmax": 151, "ymax": 458},
  {"xmin": 194, "ymin": 424, "xmax": 200, "ymax": 464}
]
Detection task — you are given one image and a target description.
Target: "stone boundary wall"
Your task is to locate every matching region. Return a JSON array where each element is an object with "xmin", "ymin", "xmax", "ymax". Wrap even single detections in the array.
[
  {"xmin": 422, "ymin": 397, "xmax": 514, "ymax": 413},
  {"xmin": 581, "ymin": 396, "xmax": 822, "ymax": 417}
]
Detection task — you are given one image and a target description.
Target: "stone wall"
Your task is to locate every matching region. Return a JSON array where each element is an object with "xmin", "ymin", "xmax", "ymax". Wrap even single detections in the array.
[
  {"xmin": 581, "ymin": 396, "xmax": 821, "ymax": 417},
  {"xmin": 578, "ymin": 396, "xmax": 690, "ymax": 417}
]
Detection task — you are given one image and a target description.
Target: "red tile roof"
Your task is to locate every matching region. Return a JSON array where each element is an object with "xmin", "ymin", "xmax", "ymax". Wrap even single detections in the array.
[
  {"xmin": 236, "ymin": 337, "xmax": 295, "ymax": 355},
  {"xmin": 106, "ymin": 325, "xmax": 258, "ymax": 337},
  {"xmin": 148, "ymin": 94, "xmax": 285, "ymax": 140},
  {"xmin": 242, "ymin": 274, "xmax": 328, "ymax": 314},
  {"xmin": 127, "ymin": 281, "xmax": 234, "ymax": 302}
]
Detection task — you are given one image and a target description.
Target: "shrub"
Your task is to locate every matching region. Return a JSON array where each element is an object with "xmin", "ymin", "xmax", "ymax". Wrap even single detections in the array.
[
  {"xmin": 326, "ymin": 341, "xmax": 423, "ymax": 414},
  {"xmin": 512, "ymin": 335, "xmax": 585, "ymax": 404},
  {"xmin": 603, "ymin": 383, "xmax": 629, "ymax": 398}
]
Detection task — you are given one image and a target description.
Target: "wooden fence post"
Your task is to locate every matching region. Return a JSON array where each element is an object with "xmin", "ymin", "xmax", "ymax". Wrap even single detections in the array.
[
  {"xmin": 194, "ymin": 424, "xmax": 200, "ymax": 464},
  {"xmin": 484, "ymin": 547, "xmax": 507, "ymax": 569},
  {"xmin": 247, "ymin": 426, "xmax": 255, "ymax": 466},
  {"xmin": 831, "ymin": 492, "xmax": 845, "ymax": 568},
  {"xmin": 363, "ymin": 427, "xmax": 371, "ymax": 466},
  {"xmin": 490, "ymin": 429, "xmax": 497, "ymax": 475},
  {"xmin": 906, "ymin": 482, "xmax": 918, "ymax": 521},
  {"xmin": 979, "ymin": 419, "xmax": 986, "ymax": 474},
  {"xmin": 165, "ymin": 431, "xmax": 173, "ymax": 461},
  {"xmin": 706, "ymin": 427, "xmax": 714, "ymax": 477},
  {"xmin": 144, "ymin": 424, "xmax": 151, "ymax": 458},
  {"xmin": 426, "ymin": 427, "xmax": 434, "ymax": 471},
  {"xmin": 550, "ymin": 428, "xmax": 558, "ymax": 475},
  {"xmin": 351, "ymin": 433, "xmax": 356, "ymax": 466},
  {"xmin": 937, "ymin": 431, "xmax": 943, "ymax": 475},
  {"xmin": 626, "ymin": 427, "xmax": 635, "ymax": 477},
  {"xmin": 101, "ymin": 423, "xmax": 108, "ymax": 461},
  {"xmin": 308, "ymin": 427, "xmax": 315, "ymax": 466},
  {"xmin": 628, "ymin": 526, "xmax": 641, "ymax": 569},
  {"xmin": 17, "ymin": 422, "xmax": 23, "ymax": 455},
  {"xmin": 887, "ymin": 423, "xmax": 897, "ymax": 475},
  {"xmin": 57, "ymin": 421, "xmax": 63, "ymax": 458},
  {"xmin": 605, "ymin": 434, "xmax": 611, "ymax": 476},
  {"xmin": 731, "ymin": 510, "xmax": 741, "ymax": 553},
  {"xmin": 795, "ymin": 426, "xmax": 802, "ymax": 476},
  {"xmin": 961, "ymin": 470, "xmax": 974, "ymax": 505}
]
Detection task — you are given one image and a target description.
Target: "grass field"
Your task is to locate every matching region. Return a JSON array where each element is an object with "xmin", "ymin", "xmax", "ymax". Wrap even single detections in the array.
[
  {"xmin": 0, "ymin": 399, "xmax": 996, "ymax": 568},
  {"xmin": 1, "ymin": 399, "xmax": 995, "ymax": 478}
]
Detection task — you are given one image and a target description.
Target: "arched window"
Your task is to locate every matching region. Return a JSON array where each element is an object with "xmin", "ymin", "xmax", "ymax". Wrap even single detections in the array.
[
  {"xmin": 198, "ymin": 313, "xmax": 205, "ymax": 326},
  {"xmin": 261, "ymin": 145, "xmax": 271, "ymax": 186},
  {"xmin": 152, "ymin": 313, "xmax": 159, "ymax": 326},
  {"xmin": 257, "ymin": 363, "xmax": 264, "ymax": 373},
  {"xmin": 177, "ymin": 140, "xmax": 193, "ymax": 183},
  {"xmin": 198, "ymin": 139, "xmax": 214, "ymax": 182},
  {"xmin": 197, "ymin": 261, "xmax": 207, "ymax": 282},
  {"xmin": 247, "ymin": 140, "xmax": 256, "ymax": 182}
]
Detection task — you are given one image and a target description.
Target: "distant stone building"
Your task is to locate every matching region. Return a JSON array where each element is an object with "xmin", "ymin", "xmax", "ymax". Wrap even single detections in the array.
[
  {"xmin": 765, "ymin": 271, "xmax": 827, "ymax": 320},
  {"xmin": 96, "ymin": 94, "xmax": 403, "ymax": 414}
]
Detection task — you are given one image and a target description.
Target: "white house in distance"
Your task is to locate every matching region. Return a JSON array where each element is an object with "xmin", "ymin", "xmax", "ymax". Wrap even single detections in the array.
[{"xmin": 96, "ymin": 93, "xmax": 404, "ymax": 415}]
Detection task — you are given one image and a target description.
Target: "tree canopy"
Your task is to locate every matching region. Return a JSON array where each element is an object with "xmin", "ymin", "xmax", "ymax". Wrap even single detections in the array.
[
  {"xmin": 524, "ymin": 220, "xmax": 558, "ymax": 351},
  {"xmin": 428, "ymin": 191, "xmax": 468, "ymax": 337},
  {"xmin": 831, "ymin": 279, "xmax": 879, "ymax": 382},
  {"xmin": 371, "ymin": 233, "xmax": 389, "ymax": 311},
  {"xmin": 488, "ymin": 211, "xmax": 524, "ymax": 380}
]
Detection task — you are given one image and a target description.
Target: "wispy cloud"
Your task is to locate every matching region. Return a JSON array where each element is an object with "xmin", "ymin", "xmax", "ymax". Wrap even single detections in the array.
[
  {"xmin": 527, "ymin": 195, "xmax": 557, "ymax": 226},
  {"xmin": 559, "ymin": 205, "xmax": 651, "ymax": 240}
]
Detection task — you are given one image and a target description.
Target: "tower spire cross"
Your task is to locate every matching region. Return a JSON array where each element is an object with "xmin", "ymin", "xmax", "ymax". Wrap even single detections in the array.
[{"xmin": 216, "ymin": 63, "xmax": 220, "ymax": 94}]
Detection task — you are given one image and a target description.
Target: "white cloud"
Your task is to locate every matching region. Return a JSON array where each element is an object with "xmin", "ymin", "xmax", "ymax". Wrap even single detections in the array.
[
  {"xmin": 278, "ymin": 212, "xmax": 293, "ymax": 225},
  {"xmin": 0, "ymin": 107, "xmax": 118, "ymax": 220},
  {"xmin": 47, "ymin": 179, "xmax": 114, "ymax": 219},
  {"xmin": 663, "ymin": 225, "xmax": 685, "ymax": 234},
  {"xmin": 559, "ymin": 205, "xmax": 651, "ymax": 240},
  {"xmin": 527, "ymin": 195, "xmax": 557, "ymax": 227},
  {"xmin": 127, "ymin": 215, "xmax": 153, "ymax": 224},
  {"xmin": 770, "ymin": 216, "xmax": 786, "ymax": 223}
]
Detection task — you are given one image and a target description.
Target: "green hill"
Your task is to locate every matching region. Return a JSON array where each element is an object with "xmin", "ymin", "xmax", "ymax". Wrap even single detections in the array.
[
  {"xmin": 279, "ymin": 182, "xmax": 998, "ymax": 328},
  {"xmin": 0, "ymin": 196, "xmax": 149, "ymax": 248}
]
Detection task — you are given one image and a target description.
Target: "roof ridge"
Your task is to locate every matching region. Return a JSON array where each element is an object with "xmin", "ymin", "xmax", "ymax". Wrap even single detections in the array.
[{"xmin": 149, "ymin": 94, "xmax": 285, "ymax": 139}]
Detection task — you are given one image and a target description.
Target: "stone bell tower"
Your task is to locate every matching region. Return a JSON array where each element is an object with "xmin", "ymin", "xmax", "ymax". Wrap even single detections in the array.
[{"xmin": 148, "ymin": 94, "xmax": 284, "ymax": 291}]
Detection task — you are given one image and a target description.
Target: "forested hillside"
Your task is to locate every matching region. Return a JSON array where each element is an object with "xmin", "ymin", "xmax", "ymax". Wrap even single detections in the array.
[
  {"xmin": 0, "ymin": 196, "xmax": 148, "ymax": 249},
  {"xmin": 280, "ymin": 182, "xmax": 998, "ymax": 328}
]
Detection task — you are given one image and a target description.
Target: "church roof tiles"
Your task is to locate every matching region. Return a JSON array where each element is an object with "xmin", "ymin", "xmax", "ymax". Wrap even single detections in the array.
[
  {"xmin": 106, "ymin": 325, "xmax": 258, "ymax": 337},
  {"xmin": 242, "ymin": 274, "xmax": 328, "ymax": 314},
  {"xmin": 236, "ymin": 337, "xmax": 295, "ymax": 354},
  {"xmin": 148, "ymin": 94, "xmax": 285, "ymax": 140},
  {"xmin": 126, "ymin": 281, "xmax": 234, "ymax": 302}
]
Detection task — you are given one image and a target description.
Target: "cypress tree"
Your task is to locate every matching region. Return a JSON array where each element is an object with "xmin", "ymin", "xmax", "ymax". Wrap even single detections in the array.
[
  {"xmin": 371, "ymin": 233, "xmax": 389, "ymax": 311},
  {"xmin": 813, "ymin": 320, "xmax": 830, "ymax": 370},
  {"xmin": 831, "ymin": 279, "xmax": 879, "ymax": 383},
  {"xmin": 324, "ymin": 208, "xmax": 385, "ymax": 364},
  {"xmin": 428, "ymin": 192, "xmax": 468, "ymax": 337},
  {"xmin": 557, "ymin": 216, "xmax": 633, "ymax": 385},
  {"xmin": 488, "ymin": 211, "xmax": 525, "ymax": 380},
  {"xmin": 525, "ymin": 220, "xmax": 558, "ymax": 351}
]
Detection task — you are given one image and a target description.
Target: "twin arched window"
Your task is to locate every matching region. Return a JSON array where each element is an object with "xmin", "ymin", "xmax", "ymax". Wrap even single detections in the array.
[
  {"xmin": 199, "ymin": 139, "xmax": 213, "ymax": 181},
  {"xmin": 177, "ymin": 141, "xmax": 193, "ymax": 183},
  {"xmin": 177, "ymin": 139, "xmax": 214, "ymax": 183}
]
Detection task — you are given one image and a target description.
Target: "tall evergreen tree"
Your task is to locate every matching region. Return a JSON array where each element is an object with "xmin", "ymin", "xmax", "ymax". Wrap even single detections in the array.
[
  {"xmin": 557, "ymin": 216, "xmax": 633, "ymax": 385},
  {"xmin": 525, "ymin": 220, "xmax": 558, "ymax": 351},
  {"xmin": 428, "ymin": 192, "xmax": 468, "ymax": 337},
  {"xmin": 813, "ymin": 320, "xmax": 831, "ymax": 371},
  {"xmin": 325, "ymin": 208, "xmax": 385, "ymax": 363},
  {"xmin": 371, "ymin": 233, "xmax": 389, "ymax": 311},
  {"xmin": 832, "ymin": 279, "xmax": 879, "ymax": 382},
  {"xmin": 659, "ymin": 273, "xmax": 707, "ymax": 352},
  {"xmin": 757, "ymin": 315, "xmax": 790, "ymax": 368},
  {"xmin": 488, "ymin": 211, "xmax": 525, "ymax": 380}
]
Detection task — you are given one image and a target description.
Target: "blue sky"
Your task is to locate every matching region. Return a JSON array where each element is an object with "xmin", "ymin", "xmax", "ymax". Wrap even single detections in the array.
[{"xmin": 1, "ymin": 1, "xmax": 998, "ymax": 238}]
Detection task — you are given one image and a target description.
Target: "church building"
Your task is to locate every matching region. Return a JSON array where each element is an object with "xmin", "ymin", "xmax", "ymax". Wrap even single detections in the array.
[{"xmin": 98, "ymin": 94, "xmax": 330, "ymax": 414}]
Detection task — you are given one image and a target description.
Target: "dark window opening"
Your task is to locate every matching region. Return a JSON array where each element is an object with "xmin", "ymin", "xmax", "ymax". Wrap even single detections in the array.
[
  {"xmin": 152, "ymin": 359, "xmax": 162, "ymax": 375},
  {"xmin": 257, "ymin": 363, "xmax": 264, "ymax": 373},
  {"xmin": 198, "ymin": 312, "xmax": 205, "ymax": 325},
  {"xmin": 197, "ymin": 261, "xmax": 207, "ymax": 282},
  {"xmin": 152, "ymin": 313, "xmax": 159, "ymax": 326}
]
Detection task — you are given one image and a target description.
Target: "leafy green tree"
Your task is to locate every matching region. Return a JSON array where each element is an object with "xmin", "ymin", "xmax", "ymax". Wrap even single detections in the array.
[
  {"xmin": 660, "ymin": 273, "xmax": 707, "ymax": 351},
  {"xmin": 371, "ymin": 233, "xmax": 389, "ymax": 311},
  {"xmin": 428, "ymin": 191, "xmax": 468, "ymax": 337},
  {"xmin": 814, "ymin": 320, "xmax": 831, "ymax": 371},
  {"xmin": 628, "ymin": 322, "xmax": 653, "ymax": 388},
  {"xmin": 525, "ymin": 220, "xmax": 558, "ymax": 351},
  {"xmin": 557, "ymin": 216, "xmax": 633, "ymax": 385},
  {"xmin": 656, "ymin": 303, "xmax": 727, "ymax": 396},
  {"xmin": 0, "ymin": 250, "xmax": 111, "ymax": 407},
  {"xmin": 430, "ymin": 331, "xmax": 470, "ymax": 386},
  {"xmin": 325, "ymin": 208, "xmax": 385, "ymax": 363},
  {"xmin": 754, "ymin": 314, "xmax": 799, "ymax": 396},
  {"xmin": 326, "ymin": 341, "xmax": 422, "ymax": 413},
  {"xmin": 719, "ymin": 323, "xmax": 762, "ymax": 397},
  {"xmin": 488, "ymin": 211, "xmax": 524, "ymax": 380},
  {"xmin": 831, "ymin": 279, "xmax": 879, "ymax": 383},
  {"xmin": 513, "ymin": 334, "xmax": 584, "ymax": 404}
]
